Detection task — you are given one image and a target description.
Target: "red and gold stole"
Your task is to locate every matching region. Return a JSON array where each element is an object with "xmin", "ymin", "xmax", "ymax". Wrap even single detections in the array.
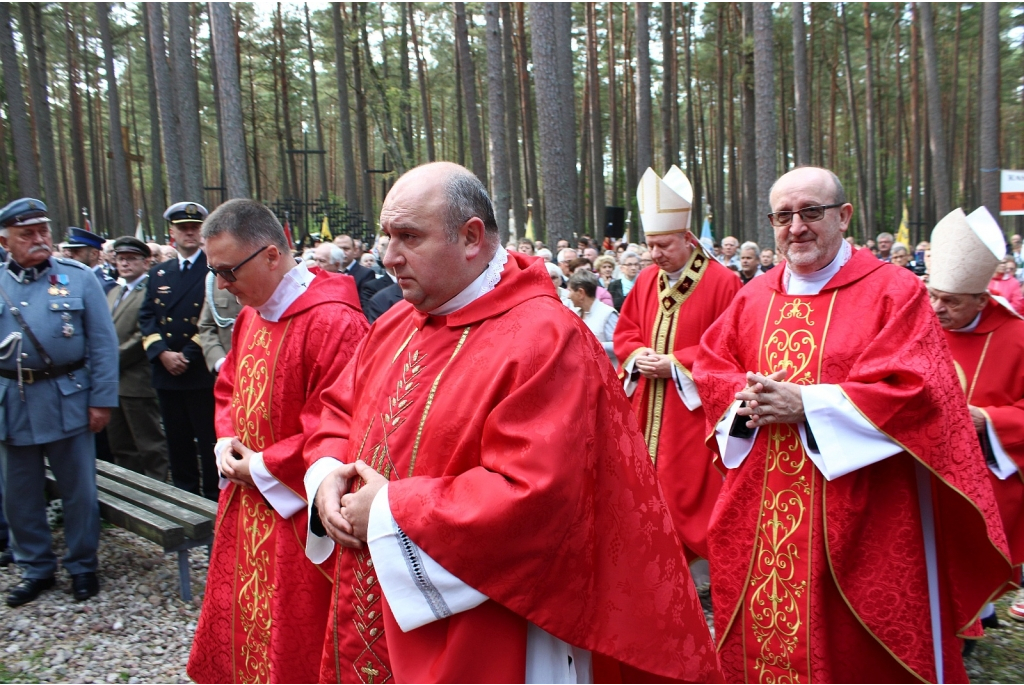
[
  {"xmin": 227, "ymin": 316, "xmax": 291, "ymax": 684},
  {"xmin": 741, "ymin": 290, "xmax": 836, "ymax": 684}
]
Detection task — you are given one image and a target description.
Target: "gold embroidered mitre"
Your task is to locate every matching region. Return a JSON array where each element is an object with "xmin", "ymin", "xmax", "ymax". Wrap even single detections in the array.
[
  {"xmin": 929, "ymin": 206, "xmax": 1005, "ymax": 295},
  {"xmin": 637, "ymin": 166, "xmax": 693, "ymax": 237}
]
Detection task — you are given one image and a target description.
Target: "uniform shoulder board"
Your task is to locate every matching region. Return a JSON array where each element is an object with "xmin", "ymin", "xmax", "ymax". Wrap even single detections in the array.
[{"xmin": 54, "ymin": 257, "xmax": 89, "ymax": 271}]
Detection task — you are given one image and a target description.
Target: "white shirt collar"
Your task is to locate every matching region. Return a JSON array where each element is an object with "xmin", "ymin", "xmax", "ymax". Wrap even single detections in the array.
[
  {"xmin": 117, "ymin": 273, "xmax": 147, "ymax": 292},
  {"xmin": 429, "ymin": 246, "xmax": 508, "ymax": 316},
  {"xmin": 951, "ymin": 311, "xmax": 983, "ymax": 333},
  {"xmin": 178, "ymin": 250, "xmax": 201, "ymax": 270},
  {"xmin": 783, "ymin": 240, "xmax": 851, "ymax": 296},
  {"xmin": 256, "ymin": 262, "xmax": 315, "ymax": 322}
]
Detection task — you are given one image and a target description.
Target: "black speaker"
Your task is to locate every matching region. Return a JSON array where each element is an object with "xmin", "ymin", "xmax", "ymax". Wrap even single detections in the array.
[{"xmin": 604, "ymin": 206, "xmax": 626, "ymax": 240}]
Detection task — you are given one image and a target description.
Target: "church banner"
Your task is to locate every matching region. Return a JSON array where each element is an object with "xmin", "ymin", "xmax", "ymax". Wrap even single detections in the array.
[{"xmin": 1001, "ymin": 170, "xmax": 1024, "ymax": 215}]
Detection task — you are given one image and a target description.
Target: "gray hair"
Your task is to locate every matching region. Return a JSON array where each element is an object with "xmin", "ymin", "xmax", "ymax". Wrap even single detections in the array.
[
  {"xmin": 567, "ymin": 270, "xmax": 598, "ymax": 298},
  {"xmin": 201, "ymin": 199, "xmax": 289, "ymax": 252},
  {"xmin": 536, "ymin": 248, "xmax": 553, "ymax": 262},
  {"xmin": 545, "ymin": 262, "xmax": 563, "ymax": 279},
  {"xmin": 619, "ymin": 250, "xmax": 640, "ymax": 264},
  {"xmin": 876, "ymin": 232, "xmax": 894, "ymax": 242},
  {"xmin": 740, "ymin": 241, "xmax": 760, "ymax": 255},
  {"xmin": 891, "ymin": 242, "xmax": 909, "ymax": 255},
  {"xmin": 327, "ymin": 245, "xmax": 344, "ymax": 266},
  {"xmin": 442, "ymin": 170, "xmax": 498, "ymax": 243}
]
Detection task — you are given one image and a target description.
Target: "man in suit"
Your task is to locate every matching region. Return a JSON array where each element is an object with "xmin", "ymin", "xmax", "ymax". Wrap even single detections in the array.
[
  {"xmin": 139, "ymin": 202, "xmax": 218, "ymax": 500},
  {"xmin": 106, "ymin": 237, "xmax": 168, "ymax": 481},
  {"xmin": 66, "ymin": 227, "xmax": 117, "ymax": 294},
  {"xmin": 197, "ymin": 271, "xmax": 243, "ymax": 374},
  {"xmin": 0, "ymin": 198, "xmax": 118, "ymax": 606},
  {"xmin": 334, "ymin": 234, "xmax": 376, "ymax": 314}
]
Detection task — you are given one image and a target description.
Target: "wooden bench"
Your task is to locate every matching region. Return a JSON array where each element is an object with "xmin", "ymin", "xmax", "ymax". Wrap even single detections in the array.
[{"xmin": 45, "ymin": 460, "xmax": 218, "ymax": 601}]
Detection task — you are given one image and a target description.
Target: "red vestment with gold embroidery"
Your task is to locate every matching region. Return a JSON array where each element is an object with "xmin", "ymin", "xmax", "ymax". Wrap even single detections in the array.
[
  {"xmin": 187, "ymin": 272, "xmax": 368, "ymax": 684},
  {"xmin": 304, "ymin": 253, "xmax": 722, "ymax": 684},
  {"xmin": 614, "ymin": 252, "xmax": 739, "ymax": 559},
  {"xmin": 695, "ymin": 249, "xmax": 1012, "ymax": 683},
  {"xmin": 943, "ymin": 299, "xmax": 1024, "ymax": 569}
]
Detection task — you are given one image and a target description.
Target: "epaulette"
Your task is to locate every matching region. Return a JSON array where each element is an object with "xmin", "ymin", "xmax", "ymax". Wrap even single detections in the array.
[{"xmin": 53, "ymin": 257, "xmax": 90, "ymax": 272}]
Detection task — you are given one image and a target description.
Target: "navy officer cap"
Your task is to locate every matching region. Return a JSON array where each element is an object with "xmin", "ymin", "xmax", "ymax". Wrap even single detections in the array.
[
  {"xmin": 67, "ymin": 226, "xmax": 105, "ymax": 250},
  {"xmin": 163, "ymin": 201, "xmax": 208, "ymax": 224},
  {"xmin": 0, "ymin": 198, "xmax": 50, "ymax": 228}
]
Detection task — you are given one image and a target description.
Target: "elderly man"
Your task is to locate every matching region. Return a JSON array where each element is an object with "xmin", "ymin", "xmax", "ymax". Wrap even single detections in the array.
[
  {"xmin": 314, "ymin": 241, "xmax": 343, "ymax": 273},
  {"xmin": 614, "ymin": 167, "xmax": 739, "ymax": 561},
  {"xmin": 187, "ymin": 200, "xmax": 368, "ymax": 683},
  {"xmin": 890, "ymin": 242, "xmax": 911, "ymax": 269},
  {"xmin": 875, "ymin": 231, "xmax": 894, "ymax": 261},
  {"xmin": 738, "ymin": 241, "xmax": 763, "ymax": 285},
  {"xmin": 302, "ymin": 162, "xmax": 720, "ymax": 683},
  {"xmin": 0, "ymin": 199, "xmax": 118, "ymax": 606},
  {"xmin": 694, "ymin": 166, "xmax": 1011, "ymax": 683},
  {"xmin": 759, "ymin": 247, "xmax": 776, "ymax": 272},
  {"xmin": 929, "ymin": 206, "xmax": 1024, "ymax": 626},
  {"xmin": 718, "ymin": 235, "xmax": 740, "ymax": 268},
  {"xmin": 556, "ymin": 247, "xmax": 578, "ymax": 278},
  {"xmin": 106, "ymin": 237, "xmax": 168, "ymax": 480}
]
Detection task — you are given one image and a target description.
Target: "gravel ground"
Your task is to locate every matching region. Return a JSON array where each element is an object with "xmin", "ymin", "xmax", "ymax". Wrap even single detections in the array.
[
  {"xmin": 0, "ymin": 525, "xmax": 207, "ymax": 684},
  {"xmin": 0, "ymin": 524, "xmax": 1019, "ymax": 684}
]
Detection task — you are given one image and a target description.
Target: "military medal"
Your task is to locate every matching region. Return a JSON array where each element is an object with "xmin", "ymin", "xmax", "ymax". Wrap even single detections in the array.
[
  {"xmin": 48, "ymin": 274, "xmax": 70, "ymax": 296},
  {"xmin": 61, "ymin": 312, "xmax": 74, "ymax": 337}
]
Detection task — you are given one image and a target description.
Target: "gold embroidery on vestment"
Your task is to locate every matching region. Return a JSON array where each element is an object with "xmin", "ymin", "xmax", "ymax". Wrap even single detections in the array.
[{"xmin": 237, "ymin": 490, "xmax": 276, "ymax": 684}]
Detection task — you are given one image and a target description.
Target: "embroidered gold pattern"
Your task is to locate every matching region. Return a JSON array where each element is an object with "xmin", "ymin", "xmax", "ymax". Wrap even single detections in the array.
[
  {"xmin": 764, "ymin": 299, "xmax": 817, "ymax": 386},
  {"xmin": 248, "ymin": 326, "xmax": 272, "ymax": 351},
  {"xmin": 236, "ymin": 489, "xmax": 276, "ymax": 684}
]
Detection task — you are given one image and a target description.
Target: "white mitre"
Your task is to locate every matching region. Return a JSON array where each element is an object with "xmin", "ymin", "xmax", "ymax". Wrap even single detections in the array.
[
  {"xmin": 929, "ymin": 206, "xmax": 1006, "ymax": 294},
  {"xmin": 637, "ymin": 166, "xmax": 692, "ymax": 236}
]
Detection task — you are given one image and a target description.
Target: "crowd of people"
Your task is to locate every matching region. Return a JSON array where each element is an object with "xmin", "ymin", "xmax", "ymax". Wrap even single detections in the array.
[{"xmin": 0, "ymin": 158, "xmax": 1021, "ymax": 684}]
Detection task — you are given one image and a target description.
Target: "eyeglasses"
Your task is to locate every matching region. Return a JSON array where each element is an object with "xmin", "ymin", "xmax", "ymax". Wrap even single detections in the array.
[
  {"xmin": 767, "ymin": 203, "xmax": 843, "ymax": 228},
  {"xmin": 207, "ymin": 245, "xmax": 269, "ymax": 282}
]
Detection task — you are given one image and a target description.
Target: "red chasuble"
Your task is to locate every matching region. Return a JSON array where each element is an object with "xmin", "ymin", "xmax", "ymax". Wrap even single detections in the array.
[
  {"xmin": 614, "ymin": 250, "xmax": 739, "ymax": 559},
  {"xmin": 943, "ymin": 299, "xmax": 1024, "ymax": 569},
  {"xmin": 187, "ymin": 272, "xmax": 368, "ymax": 684},
  {"xmin": 694, "ymin": 248, "xmax": 1012, "ymax": 684},
  {"xmin": 304, "ymin": 253, "xmax": 722, "ymax": 684}
]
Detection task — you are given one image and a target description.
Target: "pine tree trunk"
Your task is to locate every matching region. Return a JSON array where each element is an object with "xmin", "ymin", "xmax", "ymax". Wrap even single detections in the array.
[
  {"xmin": 714, "ymin": 4, "xmax": 726, "ymax": 237},
  {"xmin": 979, "ymin": 2, "xmax": 1000, "ymax": 221},
  {"xmin": 332, "ymin": 3, "xmax": 359, "ymax": 208},
  {"xmin": 515, "ymin": 3, "xmax": 542, "ymax": 239},
  {"xmin": 918, "ymin": 2, "xmax": 950, "ymax": 218},
  {"xmin": 841, "ymin": 4, "xmax": 869, "ymax": 239},
  {"xmin": 455, "ymin": 3, "xmax": 487, "ymax": 184},
  {"xmin": 634, "ymin": 3, "xmax": 653, "ymax": 177},
  {"xmin": 0, "ymin": 3, "xmax": 40, "ymax": 198},
  {"xmin": 64, "ymin": 7, "xmax": 90, "ymax": 219},
  {"xmin": 660, "ymin": 2, "xmax": 676, "ymax": 169},
  {"xmin": 910, "ymin": 6, "xmax": 921, "ymax": 229},
  {"xmin": 684, "ymin": 3, "xmax": 701, "ymax": 232},
  {"xmin": 894, "ymin": 4, "xmax": 904, "ymax": 224},
  {"xmin": 351, "ymin": 4, "xmax": 373, "ymax": 222},
  {"xmin": 276, "ymin": 5, "xmax": 299, "ymax": 200},
  {"xmin": 21, "ymin": 4, "xmax": 63, "ymax": 229},
  {"xmin": 791, "ymin": 2, "xmax": 811, "ymax": 166},
  {"xmin": 97, "ymin": 2, "xmax": 134, "ymax": 235},
  {"xmin": 531, "ymin": 3, "xmax": 578, "ymax": 245},
  {"xmin": 586, "ymin": 3, "xmax": 605, "ymax": 237},
  {"xmin": 484, "ymin": 2, "xmax": 510, "ymax": 242},
  {"xmin": 300, "ymin": 4, "xmax": 328, "ymax": 200},
  {"xmin": 399, "ymin": 3, "xmax": 414, "ymax": 162},
  {"xmin": 142, "ymin": 7, "xmax": 166, "ymax": 223},
  {"xmin": 210, "ymin": 1, "xmax": 249, "ymax": 199},
  {"xmin": 753, "ymin": 2, "xmax": 776, "ymax": 248},
  {"xmin": 410, "ymin": 6, "xmax": 436, "ymax": 162},
  {"xmin": 607, "ymin": 3, "xmax": 620, "ymax": 204},
  {"xmin": 500, "ymin": 2, "xmax": 525, "ymax": 232},
  {"xmin": 862, "ymin": 4, "xmax": 878, "ymax": 236},
  {"xmin": 168, "ymin": 2, "xmax": 203, "ymax": 201},
  {"xmin": 147, "ymin": 3, "xmax": 185, "ymax": 205},
  {"xmin": 741, "ymin": 3, "xmax": 757, "ymax": 241}
]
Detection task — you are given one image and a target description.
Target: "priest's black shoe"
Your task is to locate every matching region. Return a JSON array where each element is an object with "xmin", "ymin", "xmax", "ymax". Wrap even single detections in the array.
[
  {"xmin": 981, "ymin": 613, "xmax": 1001, "ymax": 630},
  {"xmin": 0, "ymin": 547, "xmax": 12, "ymax": 567},
  {"xmin": 6, "ymin": 576, "xmax": 55, "ymax": 607},
  {"xmin": 71, "ymin": 572, "xmax": 99, "ymax": 601}
]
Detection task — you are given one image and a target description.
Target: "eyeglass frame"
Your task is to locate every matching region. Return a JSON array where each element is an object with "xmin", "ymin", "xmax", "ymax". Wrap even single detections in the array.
[
  {"xmin": 207, "ymin": 244, "xmax": 270, "ymax": 283},
  {"xmin": 766, "ymin": 203, "xmax": 845, "ymax": 228}
]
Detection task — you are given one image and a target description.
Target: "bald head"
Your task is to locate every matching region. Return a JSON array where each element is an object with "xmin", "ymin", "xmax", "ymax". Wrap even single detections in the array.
[
  {"xmin": 769, "ymin": 167, "xmax": 846, "ymax": 209},
  {"xmin": 769, "ymin": 166, "xmax": 853, "ymax": 275}
]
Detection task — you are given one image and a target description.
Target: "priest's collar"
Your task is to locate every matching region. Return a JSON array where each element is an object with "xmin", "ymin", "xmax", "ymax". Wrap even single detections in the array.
[
  {"xmin": 429, "ymin": 245, "xmax": 508, "ymax": 317},
  {"xmin": 783, "ymin": 239, "xmax": 851, "ymax": 296},
  {"xmin": 950, "ymin": 311, "xmax": 983, "ymax": 333},
  {"xmin": 257, "ymin": 261, "xmax": 315, "ymax": 322},
  {"xmin": 5, "ymin": 255, "xmax": 52, "ymax": 283}
]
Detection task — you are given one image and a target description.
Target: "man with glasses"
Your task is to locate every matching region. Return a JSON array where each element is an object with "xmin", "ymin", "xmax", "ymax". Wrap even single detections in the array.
[
  {"xmin": 106, "ymin": 237, "xmax": 168, "ymax": 481},
  {"xmin": 139, "ymin": 202, "xmax": 219, "ymax": 499},
  {"xmin": 695, "ymin": 166, "xmax": 1011, "ymax": 683},
  {"xmin": 607, "ymin": 250, "xmax": 640, "ymax": 311}
]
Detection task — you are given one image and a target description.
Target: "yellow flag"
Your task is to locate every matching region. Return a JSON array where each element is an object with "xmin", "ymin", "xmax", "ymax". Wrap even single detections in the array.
[
  {"xmin": 896, "ymin": 205, "xmax": 910, "ymax": 248},
  {"xmin": 321, "ymin": 215, "xmax": 332, "ymax": 242}
]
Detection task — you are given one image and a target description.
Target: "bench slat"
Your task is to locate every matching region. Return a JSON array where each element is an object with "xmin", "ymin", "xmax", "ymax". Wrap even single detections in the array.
[
  {"xmin": 96, "ymin": 475, "xmax": 213, "ymax": 540},
  {"xmin": 96, "ymin": 460, "xmax": 219, "ymax": 518},
  {"xmin": 96, "ymin": 491, "xmax": 186, "ymax": 550}
]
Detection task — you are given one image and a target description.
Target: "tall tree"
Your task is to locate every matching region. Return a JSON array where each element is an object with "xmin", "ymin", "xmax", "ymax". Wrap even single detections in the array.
[
  {"xmin": 0, "ymin": 4, "xmax": 40, "ymax": 198},
  {"xmin": 683, "ymin": 3, "xmax": 701, "ymax": 231},
  {"xmin": 514, "ymin": 3, "xmax": 542, "ymax": 238},
  {"xmin": 500, "ymin": 2, "xmax": 524, "ymax": 230},
  {"xmin": 147, "ymin": 3, "xmax": 186, "ymax": 204},
  {"xmin": 398, "ymin": 3, "xmax": 414, "ymax": 162},
  {"xmin": 484, "ymin": 2, "xmax": 510, "ymax": 241},
  {"xmin": 841, "ymin": 4, "xmax": 868, "ymax": 238},
  {"xmin": 97, "ymin": 2, "xmax": 134, "ymax": 235},
  {"xmin": 791, "ymin": 2, "xmax": 811, "ymax": 166},
  {"xmin": 918, "ymin": 2, "xmax": 951, "ymax": 217},
  {"xmin": 454, "ymin": 3, "xmax": 487, "ymax": 184},
  {"xmin": 862, "ymin": 4, "xmax": 878, "ymax": 235},
  {"xmin": 979, "ymin": 2, "xmax": 1000, "ymax": 221},
  {"xmin": 332, "ymin": 3, "xmax": 359, "ymax": 208},
  {"xmin": 409, "ymin": 6, "xmax": 435, "ymax": 162},
  {"xmin": 302, "ymin": 3, "xmax": 328, "ymax": 200},
  {"xmin": 660, "ymin": 2, "xmax": 677, "ymax": 168},
  {"xmin": 168, "ymin": 2, "xmax": 204, "ymax": 201},
  {"xmin": 741, "ymin": 4, "xmax": 757, "ymax": 240},
  {"xmin": 21, "ymin": 4, "xmax": 63, "ymax": 230},
  {"xmin": 634, "ymin": 3, "xmax": 653, "ymax": 178},
  {"xmin": 350, "ymin": 4, "xmax": 373, "ymax": 222},
  {"xmin": 531, "ymin": 3, "xmax": 578, "ymax": 244},
  {"xmin": 752, "ymin": 2, "xmax": 777, "ymax": 247},
  {"xmin": 585, "ymin": 3, "xmax": 605, "ymax": 235},
  {"xmin": 210, "ymin": 1, "xmax": 249, "ymax": 199},
  {"xmin": 142, "ymin": 6, "xmax": 166, "ymax": 224},
  {"xmin": 64, "ymin": 6, "xmax": 90, "ymax": 218}
]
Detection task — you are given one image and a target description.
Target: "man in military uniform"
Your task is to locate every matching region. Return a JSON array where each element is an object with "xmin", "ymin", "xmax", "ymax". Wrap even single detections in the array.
[
  {"xmin": 66, "ymin": 227, "xmax": 117, "ymax": 294},
  {"xmin": 139, "ymin": 202, "xmax": 218, "ymax": 500},
  {"xmin": 0, "ymin": 198, "xmax": 118, "ymax": 607},
  {"xmin": 197, "ymin": 269, "xmax": 243, "ymax": 374},
  {"xmin": 107, "ymin": 237, "xmax": 168, "ymax": 480}
]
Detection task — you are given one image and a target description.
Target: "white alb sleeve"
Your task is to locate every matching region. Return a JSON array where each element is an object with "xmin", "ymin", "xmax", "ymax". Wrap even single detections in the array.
[
  {"xmin": 984, "ymin": 418, "xmax": 1019, "ymax": 480},
  {"xmin": 214, "ymin": 437, "xmax": 234, "ymax": 490},
  {"xmin": 715, "ymin": 400, "xmax": 759, "ymax": 468},
  {"xmin": 249, "ymin": 453, "xmax": 306, "ymax": 519},
  {"xmin": 669, "ymin": 364, "xmax": 702, "ymax": 410},
  {"xmin": 303, "ymin": 457, "xmax": 345, "ymax": 564},
  {"xmin": 622, "ymin": 355, "xmax": 641, "ymax": 397},
  {"xmin": 367, "ymin": 484, "xmax": 487, "ymax": 633},
  {"xmin": 800, "ymin": 384, "xmax": 903, "ymax": 480}
]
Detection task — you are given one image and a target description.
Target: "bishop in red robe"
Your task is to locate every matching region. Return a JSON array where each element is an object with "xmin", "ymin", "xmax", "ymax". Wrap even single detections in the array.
[
  {"xmin": 185, "ymin": 200, "xmax": 369, "ymax": 683},
  {"xmin": 303, "ymin": 163, "xmax": 722, "ymax": 684},
  {"xmin": 694, "ymin": 169, "xmax": 1012, "ymax": 683},
  {"xmin": 615, "ymin": 167, "xmax": 739, "ymax": 560}
]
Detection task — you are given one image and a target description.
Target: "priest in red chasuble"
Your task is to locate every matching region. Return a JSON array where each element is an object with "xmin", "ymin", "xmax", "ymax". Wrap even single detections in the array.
[
  {"xmin": 301, "ymin": 162, "xmax": 722, "ymax": 684},
  {"xmin": 614, "ymin": 166, "xmax": 739, "ymax": 560},
  {"xmin": 186, "ymin": 200, "xmax": 369, "ymax": 683},
  {"xmin": 693, "ymin": 167, "xmax": 1012, "ymax": 684},
  {"xmin": 928, "ymin": 205, "xmax": 1024, "ymax": 626}
]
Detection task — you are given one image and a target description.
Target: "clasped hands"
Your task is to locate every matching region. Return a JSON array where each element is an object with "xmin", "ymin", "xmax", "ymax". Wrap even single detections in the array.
[
  {"xmin": 734, "ymin": 370, "xmax": 806, "ymax": 429},
  {"xmin": 634, "ymin": 348, "xmax": 673, "ymax": 379},
  {"xmin": 314, "ymin": 461, "xmax": 388, "ymax": 549}
]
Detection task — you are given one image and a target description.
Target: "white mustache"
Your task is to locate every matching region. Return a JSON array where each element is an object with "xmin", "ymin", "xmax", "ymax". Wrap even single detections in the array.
[{"xmin": 29, "ymin": 245, "xmax": 52, "ymax": 254}]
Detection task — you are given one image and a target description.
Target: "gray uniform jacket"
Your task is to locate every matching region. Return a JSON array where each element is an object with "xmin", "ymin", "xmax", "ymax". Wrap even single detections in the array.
[
  {"xmin": 107, "ymin": 276, "xmax": 157, "ymax": 398},
  {"xmin": 0, "ymin": 257, "xmax": 119, "ymax": 445}
]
